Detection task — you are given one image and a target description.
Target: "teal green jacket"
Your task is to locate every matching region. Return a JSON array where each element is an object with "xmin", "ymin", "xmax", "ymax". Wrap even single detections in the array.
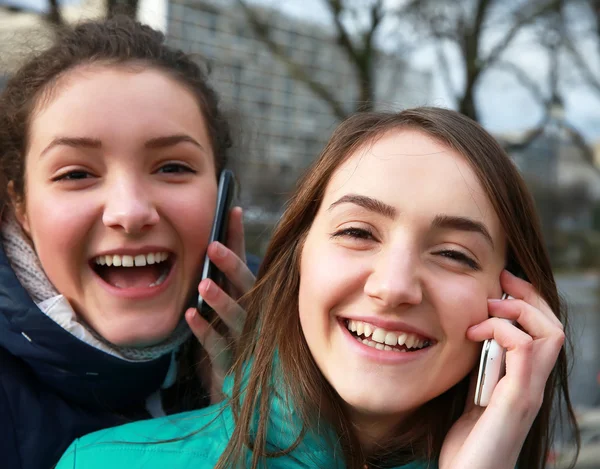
[{"xmin": 56, "ymin": 375, "xmax": 435, "ymax": 469}]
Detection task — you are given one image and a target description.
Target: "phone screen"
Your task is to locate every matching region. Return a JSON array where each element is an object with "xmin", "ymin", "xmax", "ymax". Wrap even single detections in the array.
[{"xmin": 197, "ymin": 169, "xmax": 237, "ymax": 322}]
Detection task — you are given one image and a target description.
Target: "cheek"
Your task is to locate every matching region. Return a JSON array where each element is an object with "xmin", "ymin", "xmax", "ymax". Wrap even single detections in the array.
[
  {"xmin": 298, "ymin": 238, "xmax": 365, "ymax": 326},
  {"xmin": 165, "ymin": 184, "xmax": 217, "ymax": 264},
  {"xmin": 25, "ymin": 190, "xmax": 93, "ymax": 265},
  {"xmin": 433, "ymin": 281, "xmax": 489, "ymax": 371},
  {"xmin": 434, "ymin": 278, "xmax": 491, "ymax": 332}
]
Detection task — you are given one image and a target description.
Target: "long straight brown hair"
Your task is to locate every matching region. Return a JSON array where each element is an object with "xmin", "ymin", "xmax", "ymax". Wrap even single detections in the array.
[{"xmin": 217, "ymin": 108, "xmax": 579, "ymax": 469}]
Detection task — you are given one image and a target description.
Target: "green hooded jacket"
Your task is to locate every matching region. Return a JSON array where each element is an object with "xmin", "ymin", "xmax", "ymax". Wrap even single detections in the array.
[{"xmin": 56, "ymin": 374, "xmax": 437, "ymax": 469}]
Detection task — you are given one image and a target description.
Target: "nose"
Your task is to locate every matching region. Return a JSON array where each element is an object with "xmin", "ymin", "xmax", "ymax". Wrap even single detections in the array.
[
  {"xmin": 363, "ymin": 246, "xmax": 423, "ymax": 308},
  {"xmin": 102, "ymin": 178, "xmax": 159, "ymax": 234}
]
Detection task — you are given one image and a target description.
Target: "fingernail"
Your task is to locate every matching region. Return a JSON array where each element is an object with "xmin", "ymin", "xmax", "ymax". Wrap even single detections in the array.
[
  {"xmin": 468, "ymin": 324, "xmax": 480, "ymax": 332},
  {"xmin": 201, "ymin": 279, "xmax": 215, "ymax": 299},
  {"xmin": 186, "ymin": 308, "xmax": 196, "ymax": 320},
  {"xmin": 215, "ymin": 242, "xmax": 226, "ymax": 258},
  {"xmin": 488, "ymin": 298, "xmax": 502, "ymax": 302}
]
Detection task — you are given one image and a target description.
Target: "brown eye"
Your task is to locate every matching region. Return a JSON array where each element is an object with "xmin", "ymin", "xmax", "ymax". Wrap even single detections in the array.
[
  {"xmin": 53, "ymin": 170, "xmax": 92, "ymax": 181},
  {"xmin": 331, "ymin": 227, "xmax": 375, "ymax": 240},
  {"xmin": 157, "ymin": 163, "xmax": 195, "ymax": 174},
  {"xmin": 434, "ymin": 249, "xmax": 480, "ymax": 270}
]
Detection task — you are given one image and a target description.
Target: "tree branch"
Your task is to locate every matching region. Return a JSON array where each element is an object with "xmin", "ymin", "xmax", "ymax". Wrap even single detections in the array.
[
  {"xmin": 484, "ymin": 0, "xmax": 562, "ymax": 69},
  {"xmin": 325, "ymin": 0, "xmax": 361, "ymax": 65},
  {"xmin": 236, "ymin": 0, "xmax": 348, "ymax": 119},
  {"xmin": 47, "ymin": 0, "xmax": 65, "ymax": 29},
  {"xmin": 564, "ymin": 31, "xmax": 600, "ymax": 93},
  {"xmin": 494, "ymin": 59, "xmax": 547, "ymax": 105},
  {"xmin": 362, "ymin": 0, "xmax": 385, "ymax": 61}
]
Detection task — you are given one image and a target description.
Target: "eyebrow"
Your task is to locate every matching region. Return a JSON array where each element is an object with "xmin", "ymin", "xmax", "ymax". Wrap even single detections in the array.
[
  {"xmin": 432, "ymin": 215, "xmax": 494, "ymax": 247},
  {"xmin": 328, "ymin": 193, "xmax": 494, "ymax": 247},
  {"xmin": 40, "ymin": 134, "xmax": 204, "ymax": 157},
  {"xmin": 328, "ymin": 194, "xmax": 396, "ymax": 219},
  {"xmin": 40, "ymin": 137, "xmax": 101, "ymax": 157},
  {"xmin": 144, "ymin": 134, "xmax": 205, "ymax": 151}
]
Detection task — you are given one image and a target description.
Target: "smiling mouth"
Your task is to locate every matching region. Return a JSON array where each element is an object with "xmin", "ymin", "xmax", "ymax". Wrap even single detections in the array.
[
  {"xmin": 343, "ymin": 319, "xmax": 433, "ymax": 353},
  {"xmin": 91, "ymin": 252, "xmax": 174, "ymax": 289}
]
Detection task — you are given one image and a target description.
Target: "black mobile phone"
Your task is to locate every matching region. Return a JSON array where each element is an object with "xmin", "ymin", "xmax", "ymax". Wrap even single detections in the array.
[{"xmin": 197, "ymin": 169, "xmax": 238, "ymax": 322}]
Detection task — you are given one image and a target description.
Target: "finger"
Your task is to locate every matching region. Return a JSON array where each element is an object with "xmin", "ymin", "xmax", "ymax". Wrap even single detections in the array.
[
  {"xmin": 468, "ymin": 320, "xmax": 537, "ymax": 400},
  {"xmin": 500, "ymin": 270, "xmax": 561, "ymax": 328},
  {"xmin": 467, "ymin": 318, "xmax": 533, "ymax": 350},
  {"xmin": 185, "ymin": 308, "xmax": 232, "ymax": 376},
  {"xmin": 207, "ymin": 241, "xmax": 255, "ymax": 296},
  {"xmin": 468, "ymin": 317, "xmax": 563, "ymax": 392},
  {"xmin": 487, "ymin": 298, "xmax": 564, "ymax": 340},
  {"xmin": 198, "ymin": 278, "xmax": 247, "ymax": 339},
  {"xmin": 226, "ymin": 206, "xmax": 246, "ymax": 263}
]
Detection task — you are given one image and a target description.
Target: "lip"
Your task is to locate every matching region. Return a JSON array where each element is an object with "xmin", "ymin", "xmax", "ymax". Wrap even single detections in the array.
[
  {"xmin": 339, "ymin": 315, "xmax": 434, "ymax": 341},
  {"xmin": 338, "ymin": 318, "xmax": 434, "ymax": 364},
  {"xmin": 90, "ymin": 257, "xmax": 176, "ymax": 300},
  {"xmin": 91, "ymin": 246, "xmax": 174, "ymax": 260}
]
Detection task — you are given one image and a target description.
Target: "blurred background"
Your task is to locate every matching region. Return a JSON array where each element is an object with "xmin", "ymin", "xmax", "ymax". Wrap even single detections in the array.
[{"xmin": 1, "ymin": 0, "xmax": 600, "ymax": 466}]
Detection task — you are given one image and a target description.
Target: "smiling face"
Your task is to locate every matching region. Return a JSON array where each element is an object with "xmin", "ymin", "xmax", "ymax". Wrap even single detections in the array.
[
  {"xmin": 16, "ymin": 65, "xmax": 217, "ymax": 346},
  {"xmin": 298, "ymin": 128, "xmax": 506, "ymax": 441}
]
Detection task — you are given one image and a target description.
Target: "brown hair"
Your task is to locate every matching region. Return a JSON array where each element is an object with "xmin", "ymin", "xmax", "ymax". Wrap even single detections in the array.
[
  {"xmin": 0, "ymin": 15, "xmax": 231, "ymax": 210},
  {"xmin": 219, "ymin": 108, "xmax": 579, "ymax": 469}
]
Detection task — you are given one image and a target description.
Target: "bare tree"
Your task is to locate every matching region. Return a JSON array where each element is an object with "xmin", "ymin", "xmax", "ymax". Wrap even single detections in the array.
[
  {"xmin": 236, "ymin": 0, "xmax": 397, "ymax": 119},
  {"xmin": 403, "ymin": 0, "xmax": 563, "ymax": 122}
]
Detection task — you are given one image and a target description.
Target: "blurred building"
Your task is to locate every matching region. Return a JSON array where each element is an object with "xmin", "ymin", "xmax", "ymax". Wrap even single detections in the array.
[
  {"xmin": 500, "ymin": 132, "xmax": 600, "ymax": 199},
  {"xmin": 166, "ymin": 0, "xmax": 432, "ymax": 212},
  {"xmin": 498, "ymin": 119, "xmax": 600, "ymax": 267}
]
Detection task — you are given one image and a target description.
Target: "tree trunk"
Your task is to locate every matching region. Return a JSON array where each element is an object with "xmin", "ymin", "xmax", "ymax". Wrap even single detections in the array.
[
  {"xmin": 107, "ymin": 0, "xmax": 139, "ymax": 18},
  {"xmin": 459, "ymin": 88, "xmax": 479, "ymax": 122},
  {"xmin": 47, "ymin": 0, "xmax": 65, "ymax": 31}
]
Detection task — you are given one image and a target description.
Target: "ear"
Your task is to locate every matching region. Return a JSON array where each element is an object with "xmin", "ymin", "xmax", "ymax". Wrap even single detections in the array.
[{"xmin": 7, "ymin": 181, "xmax": 30, "ymax": 235}]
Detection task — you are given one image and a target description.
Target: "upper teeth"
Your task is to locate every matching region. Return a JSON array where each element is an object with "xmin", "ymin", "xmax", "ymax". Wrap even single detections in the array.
[
  {"xmin": 346, "ymin": 320, "xmax": 430, "ymax": 350},
  {"xmin": 94, "ymin": 252, "xmax": 170, "ymax": 267}
]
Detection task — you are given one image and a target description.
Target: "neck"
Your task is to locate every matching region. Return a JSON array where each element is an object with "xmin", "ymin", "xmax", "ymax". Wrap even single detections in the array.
[{"xmin": 347, "ymin": 407, "xmax": 412, "ymax": 454}]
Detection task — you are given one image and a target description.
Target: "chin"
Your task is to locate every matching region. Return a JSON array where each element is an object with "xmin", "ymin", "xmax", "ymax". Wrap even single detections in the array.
[{"xmin": 99, "ymin": 317, "xmax": 181, "ymax": 348}]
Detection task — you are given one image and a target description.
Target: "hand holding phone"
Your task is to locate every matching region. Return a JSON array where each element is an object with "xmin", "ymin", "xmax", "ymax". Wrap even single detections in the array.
[
  {"xmin": 474, "ymin": 293, "xmax": 514, "ymax": 407},
  {"xmin": 197, "ymin": 170, "xmax": 238, "ymax": 324}
]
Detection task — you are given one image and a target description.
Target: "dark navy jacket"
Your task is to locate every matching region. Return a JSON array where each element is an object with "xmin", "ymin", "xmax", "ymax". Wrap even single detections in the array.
[
  {"xmin": 0, "ymin": 244, "xmax": 174, "ymax": 469},
  {"xmin": 0, "ymin": 245, "xmax": 262, "ymax": 469}
]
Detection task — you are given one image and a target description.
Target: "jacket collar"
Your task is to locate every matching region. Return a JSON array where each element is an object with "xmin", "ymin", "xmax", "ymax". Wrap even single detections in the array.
[{"xmin": 0, "ymin": 244, "xmax": 171, "ymax": 410}]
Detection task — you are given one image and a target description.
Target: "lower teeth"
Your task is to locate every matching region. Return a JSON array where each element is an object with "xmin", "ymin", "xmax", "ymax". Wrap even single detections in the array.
[
  {"xmin": 354, "ymin": 335, "xmax": 406, "ymax": 352},
  {"xmin": 149, "ymin": 269, "xmax": 169, "ymax": 287}
]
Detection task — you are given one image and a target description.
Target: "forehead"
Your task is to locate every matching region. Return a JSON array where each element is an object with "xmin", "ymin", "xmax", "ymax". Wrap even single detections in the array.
[
  {"xmin": 28, "ymin": 64, "xmax": 210, "ymax": 155},
  {"xmin": 323, "ymin": 128, "xmax": 501, "ymax": 231}
]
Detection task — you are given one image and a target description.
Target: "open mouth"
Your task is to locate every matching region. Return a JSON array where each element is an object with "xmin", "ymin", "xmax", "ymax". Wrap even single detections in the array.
[
  {"xmin": 91, "ymin": 252, "xmax": 174, "ymax": 289},
  {"xmin": 343, "ymin": 318, "xmax": 433, "ymax": 353}
]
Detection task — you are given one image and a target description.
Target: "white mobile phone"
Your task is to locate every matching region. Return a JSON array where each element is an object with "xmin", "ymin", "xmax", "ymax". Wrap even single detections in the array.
[{"xmin": 474, "ymin": 293, "xmax": 513, "ymax": 407}]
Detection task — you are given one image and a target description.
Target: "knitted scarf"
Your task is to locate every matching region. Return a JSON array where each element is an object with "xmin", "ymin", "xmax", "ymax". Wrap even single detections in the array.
[{"xmin": 0, "ymin": 214, "xmax": 191, "ymax": 362}]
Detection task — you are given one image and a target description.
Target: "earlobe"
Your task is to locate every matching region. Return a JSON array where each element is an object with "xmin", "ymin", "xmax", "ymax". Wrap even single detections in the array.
[{"xmin": 7, "ymin": 181, "xmax": 30, "ymax": 235}]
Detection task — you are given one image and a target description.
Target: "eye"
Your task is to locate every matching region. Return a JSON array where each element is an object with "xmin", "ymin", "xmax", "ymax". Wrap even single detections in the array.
[
  {"xmin": 157, "ymin": 163, "xmax": 196, "ymax": 174},
  {"xmin": 52, "ymin": 170, "xmax": 93, "ymax": 181},
  {"xmin": 433, "ymin": 249, "xmax": 480, "ymax": 270},
  {"xmin": 330, "ymin": 227, "xmax": 376, "ymax": 241}
]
